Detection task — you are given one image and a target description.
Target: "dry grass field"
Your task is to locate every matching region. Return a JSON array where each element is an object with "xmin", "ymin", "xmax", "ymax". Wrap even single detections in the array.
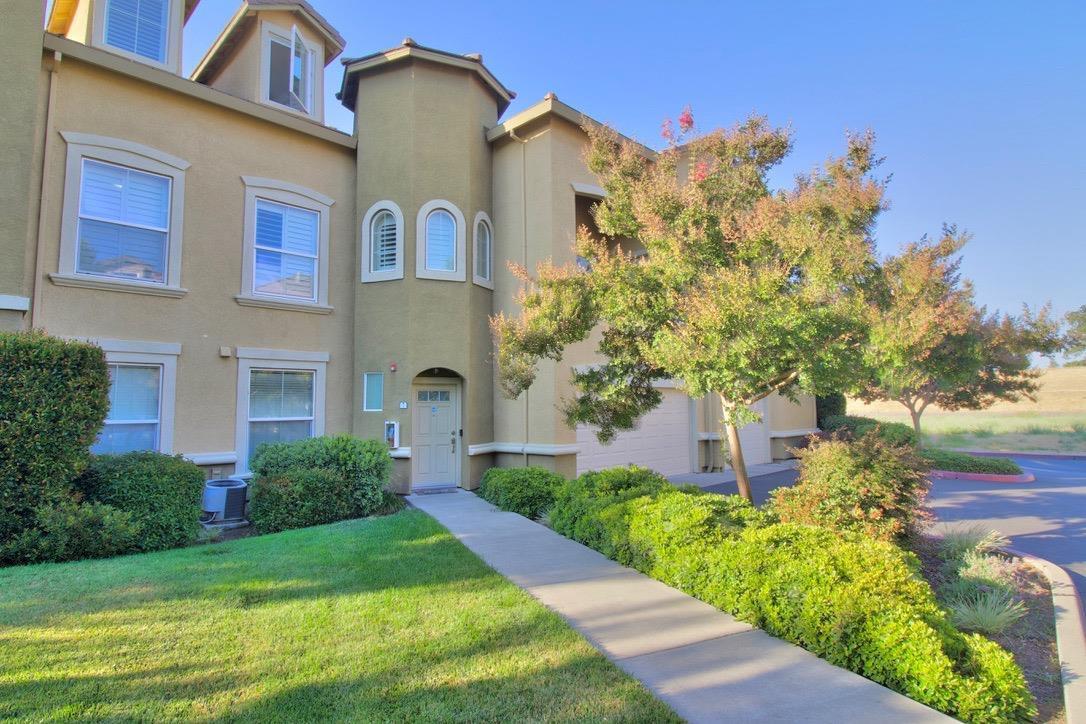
[{"xmin": 848, "ymin": 367, "xmax": 1086, "ymax": 453}]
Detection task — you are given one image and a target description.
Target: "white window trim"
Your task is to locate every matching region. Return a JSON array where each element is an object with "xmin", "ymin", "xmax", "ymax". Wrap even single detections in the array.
[
  {"xmin": 362, "ymin": 372, "xmax": 384, "ymax": 412},
  {"xmin": 258, "ymin": 20, "xmax": 324, "ymax": 120},
  {"xmin": 92, "ymin": 0, "xmax": 183, "ymax": 73},
  {"xmin": 360, "ymin": 200, "xmax": 404, "ymax": 282},
  {"xmin": 238, "ymin": 176, "xmax": 333, "ymax": 313},
  {"xmin": 416, "ymin": 199, "xmax": 466, "ymax": 282},
  {"xmin": 234, "ymin": 349, "xmax": 328, "ymax": 475},
  {"xmin": 92, "ymin": 338, "xmax": 180, "ymax": 455},
  {"xmin": 472, "ymin": 210, "xmax": 495, "ymax": 289},
  {"xmin": 54, "ymin": 132, "xmax": 188, "ymax": 296}
]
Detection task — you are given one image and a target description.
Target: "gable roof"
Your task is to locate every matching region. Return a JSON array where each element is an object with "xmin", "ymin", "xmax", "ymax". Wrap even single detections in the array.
[
  {"xmin": 191, "ymin": 0, "xmax": 345, "ymax": 84},
  {"xmin": 337, "ymin": 38, "xmax": 515, "ymax": 115},
  {"xmin": 47, "ymin": 0, "xmax": 201, "ymax": 35}
]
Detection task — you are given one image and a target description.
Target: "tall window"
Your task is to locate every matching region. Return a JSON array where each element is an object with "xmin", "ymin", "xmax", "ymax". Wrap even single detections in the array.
[
  {"xmin": 267, "ymin": 26, "xmax": 313, "ymax": 113},
  {"xmin": 473, "ymin": 213, "xmax": 493, "ymax": 288},
  {"xmin": 77, "ymin": 159, "xmax": 171, "ymax": 284},
  {"xmin": 370, "ymin": 210, "xmax": 397, "ymax": 273},
  {"xmin": 104, "ymin": 0, "xmax": 169, "ymax": 63},
  {"xmin": 425, "ymin": 210, "xmax": 456, "ymax": 272},
  {"xmin": 363, "ymin": 372, "xmax": 384, "ymax": 412},
  {"xmin": 247, "ymin": 369, "xmax": 315, "ymax": 461},
  {"xmin": 93, "ymin": 363, "xmax": 162, "ymax": 454},
  {"xmin": 253, "ymin": 199, "xmax": 319, "ymax": 301}
]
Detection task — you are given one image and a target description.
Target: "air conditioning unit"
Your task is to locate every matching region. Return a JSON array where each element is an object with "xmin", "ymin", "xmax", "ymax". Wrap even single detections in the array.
[{"xmin": 201, "ymin": 478, "xmax": 248, "ymax": 522}]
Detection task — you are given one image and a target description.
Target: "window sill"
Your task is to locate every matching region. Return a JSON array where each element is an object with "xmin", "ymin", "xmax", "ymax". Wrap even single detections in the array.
[
  {"xmin": 49, "ymin": 273, "xmax": 187, "ymax": 298},
  {"xmin": 234, "ymin": 294, "xmax": 333, "ymax": 315},
  {"xmin": 415, "ymin": 270, "xmax": 466, "ymax": 282},
  {"xmin": 472, "ymin": 276, "xmax": 495, "ymax": 290}
]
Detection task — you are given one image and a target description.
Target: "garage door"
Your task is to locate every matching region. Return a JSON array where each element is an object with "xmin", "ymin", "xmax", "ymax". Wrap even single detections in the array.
[{"xmin": 576, "ymin": 389, "xmax": 692, "ymax": 476}]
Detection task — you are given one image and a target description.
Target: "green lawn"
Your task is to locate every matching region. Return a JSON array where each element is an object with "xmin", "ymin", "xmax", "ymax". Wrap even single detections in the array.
[{"xmin": 0, "ymin": 510, "xmax": 676, "ymax": 722}]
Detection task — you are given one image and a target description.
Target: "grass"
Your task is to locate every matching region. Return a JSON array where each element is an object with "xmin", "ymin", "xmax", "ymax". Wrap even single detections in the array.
[
  {"xmin": 947, "ymin": 589, "xmax": 1027, "ymax": 635},
  {"xmin": 0, "ymin": 510, "xmax": 677, "ymax": 722},
  {"xmin": 849, "ymin": 366, "xmax": 1086, "ymax": 452}
]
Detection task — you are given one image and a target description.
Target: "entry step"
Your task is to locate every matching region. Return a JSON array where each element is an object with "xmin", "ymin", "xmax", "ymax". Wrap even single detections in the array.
[{"xmin": 411, "ymin": 484, "xmax": 460, "ymax": 495}]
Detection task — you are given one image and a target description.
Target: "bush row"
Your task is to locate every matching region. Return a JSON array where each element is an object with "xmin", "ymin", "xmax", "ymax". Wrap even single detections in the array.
[
  {"xmin": 919, "ymin": 449, "xmax": 1023, "ymax": 475},
  {"xmin": 541, "ymin": 466, "xmax": 1033, "ymax": 722},
  {"xmin": 477, "ymin": 466, "xmax": 564, "ymax": 519},
  {"xmin": 821, "ymin": 414, "xmax": 919, "ymax": 447}
]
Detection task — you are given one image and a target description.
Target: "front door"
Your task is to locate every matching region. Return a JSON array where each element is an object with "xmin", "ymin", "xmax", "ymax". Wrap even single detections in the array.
[{"xmin": 413, "ymin": 384, "xmax": 459, "ymax": 487}]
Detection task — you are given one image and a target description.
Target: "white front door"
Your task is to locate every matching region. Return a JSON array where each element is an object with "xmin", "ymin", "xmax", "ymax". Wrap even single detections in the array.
[{"xmin": 413, "ymin": 384, "xmax": 459, "ymax": 487}]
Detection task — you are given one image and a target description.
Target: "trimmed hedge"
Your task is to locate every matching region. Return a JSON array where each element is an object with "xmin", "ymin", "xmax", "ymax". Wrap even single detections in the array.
[
  {"xmin": 772, "ymin": 434, "xmax": 930, "ymax": 541},
  {"xmin": 920, "ymin": 449, "xmax": 1023, "ymax": 475},
  {"xmin": 822, "ymin": 414, "xmax": 918, "ymax": 447},
  {"xmin": 251, "ymin": 435, "xmax": 390, "ymax": 517},
  {"xmin": 74, "ymin": 452, "xmax": 205, "ymax": 552},
  {"xmin": 18, "ymin": 497, "xmax": 140, "ymax": 563},
  {"xmin": 477, "ymin": 466, "xmax": 565, "ymax": 519},
  {"xmin": 815, "ymin": 392, "xmax": 847, "ymax": 428},
  {"xmin": 249, "ymin": 468, "xmax": 353, "ymax": 533},
  {"xmin": 548, "ymin": 474, "xmax": 1034, "ymax": 722},
  {"xmin": 0, "ymin": 331, "xmax": 109, "ymax": 545}
]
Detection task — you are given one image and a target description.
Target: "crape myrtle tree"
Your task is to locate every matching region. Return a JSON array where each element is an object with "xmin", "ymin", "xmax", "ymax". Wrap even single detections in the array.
[
  {"xmin": 858, "ymin": 229, "xmax": 1063, "ymax": 438},
  {"xmin": 490, "ymin": 110, "xmax": 885, "ymax": 502},
  {"xmin": 1065, "ymin": 304, "xmax": 1086, "ymax": 365}
]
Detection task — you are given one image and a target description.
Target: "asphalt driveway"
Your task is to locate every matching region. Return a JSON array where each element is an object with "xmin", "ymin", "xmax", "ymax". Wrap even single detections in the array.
[{"xmin": 926, "ymin": 456, "xmax": 1086, "ymax": 599}]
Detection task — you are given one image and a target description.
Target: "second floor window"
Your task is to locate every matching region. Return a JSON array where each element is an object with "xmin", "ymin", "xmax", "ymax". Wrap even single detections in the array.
[
  {"xmin": 253, "ymin": 199, "xmax": 319, "ymax": 301},
  {"xmin": 104, "ymin": 0, "xmax": 169, "ymax": 63},
  {"xmin": 370, "ymin": 210, "xmax": 397, "ymax": 272},
  {"xmin": 425, "ymin": 209, "xmax": 456, "ymax": 272},
  {"xmin": 78, "ymin": 159, "xmax": 171, "ymax": 284}
]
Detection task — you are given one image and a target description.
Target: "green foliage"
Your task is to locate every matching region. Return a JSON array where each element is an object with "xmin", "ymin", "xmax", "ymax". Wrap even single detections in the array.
[
  {"xmin": 477, "ymin": 466, "xmax": 565, "ymax": 519},
  {"xmin": 251, "ymin": 435, "xmax": 391, "ymax": 517},
  {"xmin": 815, "ymin": 392, "xmax": 846, "ymax": 427},
  {"xmin": 938, "ymin": 524, "xmax": 1009, "ymax": 562},
  {"xmin": 0, "ymin": 331, "xmax": 110, "ymax": 546},
  {"xmin": 12, "ymin": 497, "xmax": 140, "ymax": 563},
  {"xmin": 1064, "ymin": 304, "xmax": 1086, "ymax": 362},
  {"xmin": 771, "ymin": 435, "xmax": 929, "ymax": 541},
  {"xmin": 73, "ymin": 452, "xmax": 204, "ymax": 552},
  {"xmin": 249, "ymin": 468, "xmax": 354, "ymax": 533},
  {"xmin": 822, "ymin": 414, "xmax": 919, "ymax": 447},
  {"xmin": 947, "ymin": 589, "xmax": 1026, "ymax": 636},
  {"xmin": 548, "ymin": 466, "xmax": 670, "ymax": 554},
  {"xmin": 919, "ymin": 449, "xmax": 1022, "ymax": 475},
  {"xmin": 547, "ymin": 469, "xmax": 1035, "ymax": 721}
]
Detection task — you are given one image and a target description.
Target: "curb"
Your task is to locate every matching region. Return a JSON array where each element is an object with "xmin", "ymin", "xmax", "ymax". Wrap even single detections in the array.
[
  {"xmin": 930, "ymin": 469, "xmax": 1035, "ymax": 483},
  {"xmin": 1004, "ymin": 547, "xmax": 1086, "ymax": 723},
  {"xmin": 957, "ymin": 449, "xmax": 1086, "ymax": 461}
]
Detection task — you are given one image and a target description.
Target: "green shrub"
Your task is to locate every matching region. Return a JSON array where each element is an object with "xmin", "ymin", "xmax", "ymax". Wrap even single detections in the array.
[
  {"xmin": 478, "ymin": 466, "xmax": 565, "ymax": 519},
  {"xmin": 73, "ymin": 452, "xmax": 204, "ymax": 552},
  {"xmin": 249, "ymin": 468, "xmax": 354, "ymax": 533},
  {"xmin": 822, "ymin": 414, "xmax": 918, "ymax": 447},
  {"xmin": 0, "ymin": 331, "xmax": 109, "ymax": 546},
  {"xmin": 947, "ymin": 589, "xmax": 1026, "ymax": 636},
  {"xmin": 771, "ymin": 435, "xmax": 930, "ymax": 542},
  {"xmin": 938, "ymin": 523, "xmax": 1009, "ymax": 562},
  {"xmin": 251, "ymin": 435, "xmax": 390, "ymax": 517},
  {"xmin": 815, "ymin": 392, "xmax": 846, "ymax": 428},
  {"xmin": 548, "ymin": 466, "xmax": 670, "ymax": 553},
  {"xmin": 920, "ymin": 449, "xmax": 1022, "ymax": 475},
  {"xmin": 548, "ymin": 475, "xmax": 1035, "ymax": 722},
  {"xmin": 16, "ymin": 498, "xmax": 140, "ymax": 563}
]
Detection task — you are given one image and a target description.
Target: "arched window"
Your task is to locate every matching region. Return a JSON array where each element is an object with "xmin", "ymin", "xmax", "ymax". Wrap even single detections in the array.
[
  {"xmin": 473, "ymin": 211, "xmax": 494, "ymax": 289},
  {"xmin": 371, "ymin": 210, "xmax": 397, "ymax": 272},
  {"xmin": 425, "ymin": 209, "xmax": 456, "ymax": 272}
]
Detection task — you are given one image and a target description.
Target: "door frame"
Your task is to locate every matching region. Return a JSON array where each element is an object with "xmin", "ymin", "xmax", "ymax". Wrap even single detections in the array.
[{"xmin": 410, "ymin": 376, "xmax": 462, "ymax": 488}]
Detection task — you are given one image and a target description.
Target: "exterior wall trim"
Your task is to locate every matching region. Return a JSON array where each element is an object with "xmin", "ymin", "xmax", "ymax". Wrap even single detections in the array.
[
  {"xmin": 415, "ymin": 199, "xmax": 467, "ymax": 282},
  {"xmin": 0, "ymin": 295, "xmax": 32, "ymax": 311},
  {"xmin": 233, "ymin": 295, "xmax": 333, "ymax": 314},
  {"xmin": 770, "ymin": 428, "xmax": 820, "ymax": 438},
  {"xmin": 86, "ymin": 338, "xmax": 182, "ymax": 356},
  {"xmin": 570, "ymin": 182, "xmax": 606, "ymax": 198},
  {"xmin": 239, "ymin": 176, "xmax": 335, "ymax": 207},
  {"xmin": 236, "ymin": 347, "xmax": 330, "ymax": 362},
  {"xmin": 468, "ymin": 442, "xmax": 581, "ymax": 456},
  {"xmin": 59, "ymin": 131, "xmax": 191, "ymax": 170},
  {"xmin": 49, "ymin": 273, "xmax": 188, "ymax": 297},
  {"xmin": 184, "ymin": 451, "xmax": 238, "ymax": 465},
  {"xmin": 389, "ymin": 447, "xmax": 411, "ymax": 459},
  {"xmin": 471, "ymin": 210, "xmax": 495, "ymax": 289}
]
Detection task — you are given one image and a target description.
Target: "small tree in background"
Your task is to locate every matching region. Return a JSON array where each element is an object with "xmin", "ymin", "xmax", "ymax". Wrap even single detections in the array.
[
  {"xmin": 491, "ymin": 112, "xmax": 884, "ymax": 501},
  {"xmin": 858, "ymin": 232, "xmax": 1063, "ymax": 437},
  {"xmin": 1065, "ymin": 304, "xmax": 1086, "ymax": 365}
]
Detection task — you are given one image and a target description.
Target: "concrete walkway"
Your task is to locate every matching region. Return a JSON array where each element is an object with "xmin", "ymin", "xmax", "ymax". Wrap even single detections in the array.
[{"xmin": 408, "ymin": 490, "xmax": 947, "ymax": 723}]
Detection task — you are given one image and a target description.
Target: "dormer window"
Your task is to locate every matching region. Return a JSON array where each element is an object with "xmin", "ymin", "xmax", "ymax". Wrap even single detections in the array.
[
  {"xmin": 95, "ymin": 0, "xmax": 179, "ymax": 69},
  {"xmin": 264, "ymin": 24, "xmax": 315, "ymax": 114}
]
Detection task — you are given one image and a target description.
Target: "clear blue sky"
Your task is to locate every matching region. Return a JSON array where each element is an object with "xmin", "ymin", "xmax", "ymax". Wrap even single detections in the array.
[{"xmin": 177, "ymin": 1, "xmax": 1084, "ymax": 324}]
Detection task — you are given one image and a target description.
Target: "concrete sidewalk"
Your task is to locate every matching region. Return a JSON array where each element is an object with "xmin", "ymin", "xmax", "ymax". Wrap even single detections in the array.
[{"xmin": 408, "ymin": 490, "xmax": 948, "ymax": 723}]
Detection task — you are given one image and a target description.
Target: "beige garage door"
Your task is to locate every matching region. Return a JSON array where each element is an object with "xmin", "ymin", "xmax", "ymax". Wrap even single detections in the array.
[{"xmin": 576, "ymin": 389, "xmax": 692, "ymax": 476}]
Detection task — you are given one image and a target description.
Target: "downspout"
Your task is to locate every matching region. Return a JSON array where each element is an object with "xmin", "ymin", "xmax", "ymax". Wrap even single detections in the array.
[{"xmin": 29, "ymin": 50, "xmax": 61, "ymax": 329}]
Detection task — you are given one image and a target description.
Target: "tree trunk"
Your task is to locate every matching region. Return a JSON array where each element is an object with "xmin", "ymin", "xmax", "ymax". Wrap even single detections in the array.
[
  {"xmin": 723, "ymin": 419, "xmax": 753, "ymax": 503},
  {"xmin": 908, "ymin": 406, "xmax": 923, "ymax": 443}
]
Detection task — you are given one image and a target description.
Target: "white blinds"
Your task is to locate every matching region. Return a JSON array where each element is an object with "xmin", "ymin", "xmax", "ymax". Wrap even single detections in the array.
[
  {"xmin": 104, "ymin": 0, "xmax": 168, "ymax": 63},
  {"xmin": 371, "ymin": 211, "xmax": 398, "ymax": 271},
  {"xmin": 426, "ymin": 210, "xmax": 456, "ymax": 271},
  {"xmin": 92, "ymin": 363, "xmax": 161, "ymax": 455},
  {"xmin": 253, "ymin": 199, "xmax": 319, "ymax": 300},
  {"xmin": 77, "ymin": 159, "xmax": 170, "ymax": 282}
]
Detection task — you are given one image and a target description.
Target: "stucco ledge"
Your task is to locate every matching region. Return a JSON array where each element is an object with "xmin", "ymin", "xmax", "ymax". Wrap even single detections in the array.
[
  {"xmin": 49, "ymin": 273, "xmax": 187, "ymax": 298},
  {"xmin": 234, "ymin": 295, "xmax": 334, "ymax": 315}
]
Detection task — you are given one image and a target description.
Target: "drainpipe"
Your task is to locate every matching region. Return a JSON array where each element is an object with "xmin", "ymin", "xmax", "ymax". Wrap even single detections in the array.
[{"xmin": 29, "ymin": 50, "xmax": 61, "ymax": 329}]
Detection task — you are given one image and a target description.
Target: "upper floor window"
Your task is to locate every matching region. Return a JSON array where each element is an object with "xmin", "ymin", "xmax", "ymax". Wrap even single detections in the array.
[
  {"xmin": 472, "ymin": 212, "xmax": 494, "ymax": 289},
  {"xmin": 103, "ymin": 0, "xmax": 169, "ymax": 64},
  {"xmin": 264, "ymin": 24, "xmax": 316, "ymax": 115},
  {"xmin": 53, "ymin": 132, "xmax": 188, "ymax": 297},
  {"xmin": 238, "ymin": 177, "xmax": 333, "ymax": 313},
  {"xmin": 360, "ymin": 201, "xmax": 404, "ymax": 282},
  {"xmin": 415, "ymin": 200, "xmax": 466, "ymax": 282}
]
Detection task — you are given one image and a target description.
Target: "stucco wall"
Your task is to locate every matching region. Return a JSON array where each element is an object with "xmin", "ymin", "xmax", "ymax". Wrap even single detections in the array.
[{"xmin": 32, "ymin": 54, "xmax": 357, "ymax": 465}]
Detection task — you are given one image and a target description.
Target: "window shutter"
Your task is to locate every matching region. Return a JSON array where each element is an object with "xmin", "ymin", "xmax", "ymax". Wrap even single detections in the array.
[
  {"xmin": 105, "ymin": 0, "xmax": 168, "ymax": 63},
  {"xmin": 426, "ymin": 210, "xmax": 456, "ymax": 271},
  {"xmin": 371, "ymin": 211, "xmax": 398, "ymax": 271}
]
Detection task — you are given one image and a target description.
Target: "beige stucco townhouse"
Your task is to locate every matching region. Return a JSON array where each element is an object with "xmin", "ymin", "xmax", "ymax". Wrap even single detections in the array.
[{"xmin": 0, "ymin": 0, "xmax": 816, "ymax": 492}]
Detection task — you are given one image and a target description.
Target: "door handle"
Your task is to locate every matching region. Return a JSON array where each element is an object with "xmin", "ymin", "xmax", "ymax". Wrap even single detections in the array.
[{"xmin": 450, "ymin": 434, "xmax": 457, "ymax": 453}]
